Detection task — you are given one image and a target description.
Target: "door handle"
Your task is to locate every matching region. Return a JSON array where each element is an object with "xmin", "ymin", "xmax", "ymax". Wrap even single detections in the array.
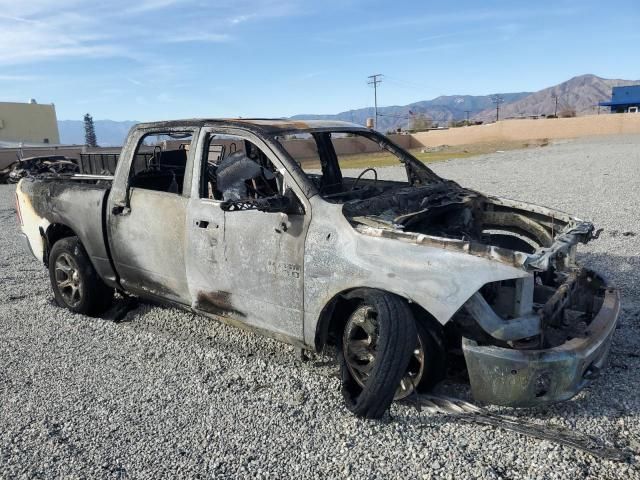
[{"xmin": 195, "ymin": 220, "xmax": 217, "ymax": 229}]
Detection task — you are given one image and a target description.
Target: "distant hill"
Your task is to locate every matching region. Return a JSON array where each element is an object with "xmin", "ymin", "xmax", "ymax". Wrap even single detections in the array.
[
  {"xmin": 58, "ymin": 120, "xmax": 138, "ymax": 146},
  {"xmin": 292, "ymin": 92, "xmax": 531, "ymax": 133},
  {"xmin": 473, "ymin": 74, "xmax": 639, "ymax": 121}
]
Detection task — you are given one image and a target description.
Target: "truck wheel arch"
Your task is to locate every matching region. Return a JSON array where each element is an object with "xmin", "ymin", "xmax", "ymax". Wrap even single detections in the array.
[
  {"xmin": 43, "ymin": 223, "xmax": 77, "ymax": 266},
  {"xmin": 313, "ymin": 287, "xmax": 444, "ymax": 352}
]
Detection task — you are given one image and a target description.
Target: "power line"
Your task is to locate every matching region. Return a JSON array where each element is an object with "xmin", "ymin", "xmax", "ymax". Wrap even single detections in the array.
[{"xmin": 367, "ymin": 74, "xmax": 383, "ymax": 129}]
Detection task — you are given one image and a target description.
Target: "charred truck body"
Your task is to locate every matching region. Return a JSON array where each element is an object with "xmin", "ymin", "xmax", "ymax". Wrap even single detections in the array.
[{"xmin": 15, "ymin": 119, "xmax": 620, "ymax": 418}]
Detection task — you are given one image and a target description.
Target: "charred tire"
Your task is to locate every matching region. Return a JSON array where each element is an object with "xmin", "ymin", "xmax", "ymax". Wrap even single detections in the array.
[
  {"xmin": 412, "ymin": 319, "xmax": 447, "ymax": 393},
  {"xmin": 48, "ymin": 237, "xmax": 113, "ymax": 316},
  {"xmin": 337, "ymin": 290, "xmax": 417, "ymax": 419}
]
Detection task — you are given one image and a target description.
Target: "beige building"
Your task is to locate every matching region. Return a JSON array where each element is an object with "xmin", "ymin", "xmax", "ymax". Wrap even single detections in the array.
[{"xmin": 0, "ymin": 100, "xmax": 60, "ymax": 145}]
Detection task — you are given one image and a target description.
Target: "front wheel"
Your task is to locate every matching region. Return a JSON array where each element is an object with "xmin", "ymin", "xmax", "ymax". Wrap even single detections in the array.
[
  {"xmin": 49, "ymin": 237, "xmax": 113, "ymax": 316},
  {"xmin": 397, "ymin": 318, "xmax": 447, "ymax": 398},
  {"xmin": 337, "ymin": 290, "xmax": 417, "ymax": 419}
]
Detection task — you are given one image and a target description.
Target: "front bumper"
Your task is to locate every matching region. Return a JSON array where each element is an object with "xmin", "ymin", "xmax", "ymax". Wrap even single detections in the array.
[{"xmin": 462, "ymin": 286, "xmax": 620, "ymax": 407}]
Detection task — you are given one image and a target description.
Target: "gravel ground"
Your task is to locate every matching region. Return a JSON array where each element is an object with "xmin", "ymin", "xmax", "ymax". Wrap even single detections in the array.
[{"xmin": 1, "ymin": 134, "xmax": 640, "ymax": 479}]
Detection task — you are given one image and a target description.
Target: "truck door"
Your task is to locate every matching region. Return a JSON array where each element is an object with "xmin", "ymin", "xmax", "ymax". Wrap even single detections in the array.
[
  {"xmin": 107, "ymin": 128, "xmax": 198, "ymax": 305},
  {"xmin": 185, "ymin": 130, "xmax": 310, "ymax": 343}
]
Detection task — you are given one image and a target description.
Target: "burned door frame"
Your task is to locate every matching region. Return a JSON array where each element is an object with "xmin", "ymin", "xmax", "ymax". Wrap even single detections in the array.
[
  {"xmin": 107, "ymin": 126, "xmax": 200, "ymax": 305},
  {"xmin": 185, "ymin": 127, "xmax": 312, "ymax": 345},
  {"xmin": 184, "ymin": 130, "xmax": 228, "ymax": 320}
]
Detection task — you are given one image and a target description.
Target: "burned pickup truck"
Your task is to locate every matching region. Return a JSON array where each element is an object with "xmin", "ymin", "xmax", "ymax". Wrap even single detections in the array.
[{"xmin": 16, "ymin": 119, "xmax": 619, "ymax": 418}]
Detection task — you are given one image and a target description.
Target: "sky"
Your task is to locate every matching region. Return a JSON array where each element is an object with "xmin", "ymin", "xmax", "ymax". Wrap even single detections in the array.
[{"xmin": 0, "ymin": 0, "xmax": 638, "ymax": 121}]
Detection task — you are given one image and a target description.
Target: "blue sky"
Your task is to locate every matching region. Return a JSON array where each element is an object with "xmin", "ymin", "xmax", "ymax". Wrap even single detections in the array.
[{"xmin": 0, "ymin": 0, "xmax": 638, "ymax": 121}]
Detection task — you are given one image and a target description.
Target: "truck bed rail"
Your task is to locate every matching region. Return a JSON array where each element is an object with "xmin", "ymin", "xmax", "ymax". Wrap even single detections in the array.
[
  {"xmin": 79, "ymin": 152, "xmax": 154, "ymax": 175},
  {"xmin": 70, "ymin": 174, "xmax": 114, "ymax": 181}
]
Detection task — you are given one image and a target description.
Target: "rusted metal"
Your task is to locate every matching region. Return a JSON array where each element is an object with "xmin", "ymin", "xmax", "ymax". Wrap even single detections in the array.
[
  {"xmin": 463, "ymin": 291, "xmax": 541, "ymax": 341},
  {"xmin": 462, "ymin": 285, "xmax": 619, "ymax": 406}
]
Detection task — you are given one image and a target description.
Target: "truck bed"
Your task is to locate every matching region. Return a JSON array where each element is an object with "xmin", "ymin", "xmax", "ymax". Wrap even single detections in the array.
[{"xmin": 16, "ymin": 177, "xmax": 118, "ymax": 286}]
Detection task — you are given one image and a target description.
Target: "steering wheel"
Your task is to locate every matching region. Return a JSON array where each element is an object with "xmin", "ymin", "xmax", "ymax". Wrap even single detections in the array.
[{"xmin": 350, "ymin": 167, "xmax": 378, "ymax": 192}]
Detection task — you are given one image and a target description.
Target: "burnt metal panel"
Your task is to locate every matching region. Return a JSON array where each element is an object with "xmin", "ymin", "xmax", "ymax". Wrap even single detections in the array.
[
  {"xmin": 462, "ymin": 287, "xmax": 620, "ymax": 406},
  {"xmin": 185, "ymin": 126, "xmax": 311, "ymax": 342},
  {"xmin": 302, "ymin": 196, "xmax": 534, "ymax": 348},
  {"xmin": 109, "ymin": 188, "xmax": 191, "ymax": 304},
  {"xmin": 16, "ymin": 178, "xmax": 118, "ymax": 286}
]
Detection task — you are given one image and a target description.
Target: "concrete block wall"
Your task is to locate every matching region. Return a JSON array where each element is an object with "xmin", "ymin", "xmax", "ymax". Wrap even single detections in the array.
[{"xmin": 410, "ymin": 113, "xmax": 640, "ymax": 148}]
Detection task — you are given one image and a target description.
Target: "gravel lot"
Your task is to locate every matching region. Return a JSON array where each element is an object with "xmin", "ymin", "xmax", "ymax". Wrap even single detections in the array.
[{"xmin": 1, "ymin": 134, "xmax": 639, "ymax": 479}]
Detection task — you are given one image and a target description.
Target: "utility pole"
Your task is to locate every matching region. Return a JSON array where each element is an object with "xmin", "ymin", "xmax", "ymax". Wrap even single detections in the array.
[
  {"xmin": 367, "ymin": 74, "xmax": 383, "ymax": 129},
  {"xmin": 491, "ymin": 95, "xmax": 504, "ymax": 122},
  {"xmin": 551, "ymin": 94, "xmax": 559, "ymax": 117},
  {"xmin": 464, "ymin": 110, "xmax": 471, "ymax": 124}
]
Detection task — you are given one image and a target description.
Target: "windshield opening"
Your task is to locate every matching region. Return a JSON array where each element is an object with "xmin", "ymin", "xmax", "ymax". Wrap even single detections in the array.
[{"xmin": 276, "ymin": 130, "xmax": 441, "ymax": 203}]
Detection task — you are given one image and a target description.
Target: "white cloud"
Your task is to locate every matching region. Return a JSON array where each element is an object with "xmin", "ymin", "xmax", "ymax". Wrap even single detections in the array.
[
  {"xmin": 0, "ymin": 3, "xmax": 128, "ymax": 66},
  {"xmin": 0, "ymin": 13, "xmax": 125, "ymax": 66},
  {"xmin": 123, "ymin": 0, "xmax": 183, "ymax": 14},
  {"xmin": 0, "ymin": 74, "xmax": 37, "ymax": 81},
  {"xmin": 356, "ymin": 39, "xmax": 500, "ymax": 58},
  {"xmin": 0, "ymin": 0, "xmax": 83, "ymax": 17},
  {"xmin": 126, "ymin": 77, "xmax": 145, "ymax": 86},
  {"xmin": 326, "ymin": 6, "xmax": 582, "ymax": 37},
  {"xmin": 161, "ymin": 32, "xmax": 232, "ymax": 43},
  {"xmin": 0, "ymin": 0, "xmax": 305, "ymax": 66},
  {"xmin": 230, "ymin": 14, "xmax": 252, "ymax": 25}
]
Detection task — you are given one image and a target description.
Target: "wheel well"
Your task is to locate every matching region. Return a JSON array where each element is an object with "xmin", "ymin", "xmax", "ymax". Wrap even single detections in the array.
[
  {"xmin": 43, "ymin": 224, "xmax": 76, "ymax": 266},
  {"xmin": 315, "ymin": 289, "xmax": 362, "ymax": 351},
  {"xmin": 315, "ymin": 288, "xmax": 442, "ymax": 351}
]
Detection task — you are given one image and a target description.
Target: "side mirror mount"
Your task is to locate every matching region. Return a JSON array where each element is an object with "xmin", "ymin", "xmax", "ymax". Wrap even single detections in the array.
[{"xmin": 258, "ymin": 195, "xmax": 291, "ymax": 213}]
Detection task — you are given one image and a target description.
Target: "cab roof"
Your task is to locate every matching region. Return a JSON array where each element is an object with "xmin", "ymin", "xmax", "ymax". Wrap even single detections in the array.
[{"xmin": 135, "ymin": 118, "xmax": 369, "ymax": 136}]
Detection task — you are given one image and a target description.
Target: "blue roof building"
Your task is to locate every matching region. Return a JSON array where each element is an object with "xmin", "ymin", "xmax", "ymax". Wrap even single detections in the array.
[{"xmin": 599, "ymin": 85, "xmax": 640, "ymax": 113}]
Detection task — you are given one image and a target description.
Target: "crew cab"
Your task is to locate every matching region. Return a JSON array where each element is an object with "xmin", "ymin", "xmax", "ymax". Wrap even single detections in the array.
[{"xmin": 15, "ymin": 119, "xmax": 620, "ymax": 418}]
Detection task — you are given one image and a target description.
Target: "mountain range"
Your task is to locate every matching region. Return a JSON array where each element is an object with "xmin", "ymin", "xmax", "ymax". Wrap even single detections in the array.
[
  {"xmin": 473, "ymin": 74, "xmax": 639, "ymax": 122},
  {"xmin": 57, "ymin": 74, "xmax": 637, "ymax": 145},
  {"xmin": 291, "ymin": 92, "xmax": 531, "ymax": 133},
  {"xmin": 292, "ymin": 74, "xmax": 637, "ymax": 131}
]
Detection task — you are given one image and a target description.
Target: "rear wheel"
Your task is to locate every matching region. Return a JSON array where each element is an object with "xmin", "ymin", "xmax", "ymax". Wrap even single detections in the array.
[
  {"xmin": 337, "ymin": 290, "xmax": 417, "ymax": 419},
  {"xmin": 49, "ymin": 237, "xmax": 113, "ymax": 316}
]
